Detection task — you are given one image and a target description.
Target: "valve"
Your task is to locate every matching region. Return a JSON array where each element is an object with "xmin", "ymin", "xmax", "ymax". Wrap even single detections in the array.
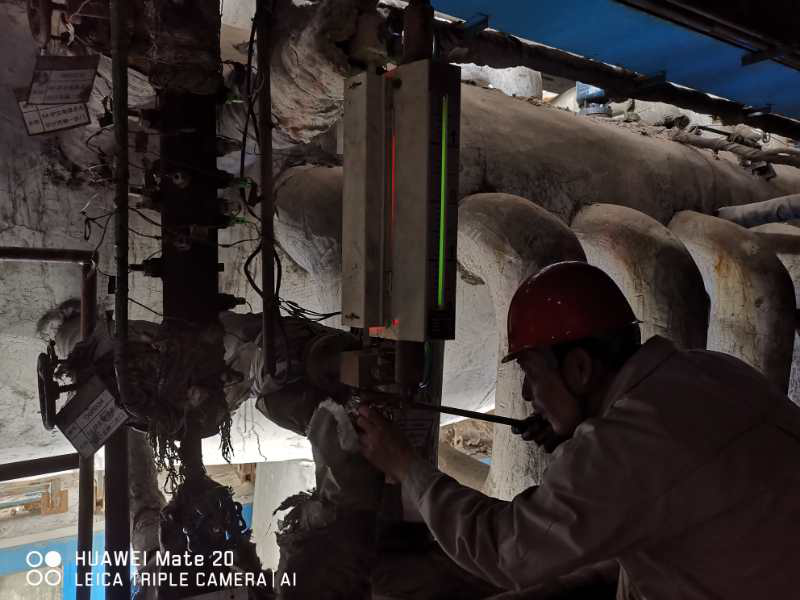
[{"xmin": 36, "ymin": 341, "xmax": 77, "ymax": 431}]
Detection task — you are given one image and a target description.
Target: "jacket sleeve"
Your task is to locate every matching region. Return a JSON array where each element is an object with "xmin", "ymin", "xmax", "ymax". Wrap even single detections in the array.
[{"xmin": 402, "ymin": 418, "xmax": 672, "ymax": 591}]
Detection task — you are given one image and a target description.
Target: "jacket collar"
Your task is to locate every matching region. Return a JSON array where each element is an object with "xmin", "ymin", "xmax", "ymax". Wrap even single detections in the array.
[{"xmin": 597, "ymin": 335, "xmax": 679, "ymax": 417}]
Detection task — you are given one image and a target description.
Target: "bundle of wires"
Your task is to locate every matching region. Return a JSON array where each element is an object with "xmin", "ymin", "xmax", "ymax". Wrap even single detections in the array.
[{"xmin": 237, "ymin": 7, "xmax": 341, "ymax": 328}]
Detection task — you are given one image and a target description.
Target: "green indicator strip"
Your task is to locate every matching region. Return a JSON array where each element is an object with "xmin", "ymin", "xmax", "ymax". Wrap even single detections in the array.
[{"xmin": 437, "ymin": 95, "xmax": 449, "ymax": 309}]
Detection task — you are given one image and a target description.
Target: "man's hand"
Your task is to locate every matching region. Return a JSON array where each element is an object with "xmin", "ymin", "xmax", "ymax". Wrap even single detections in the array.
[
  {"xmin": 356, "ymin": 405, "xmax": 417, "ymax": 482},
  {"xmin": 511, "ymin": 414, "xmax": 567, "ymax": 453}
]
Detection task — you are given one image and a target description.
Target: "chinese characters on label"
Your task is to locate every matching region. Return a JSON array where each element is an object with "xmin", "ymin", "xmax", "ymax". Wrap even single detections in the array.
[
  {"xmin": 27, "ymin": 55, "xmax": 99, "ymax": 105},
  {"xmin": 16, "ymin": 89, "xmax": 90, "ymax": 135}
]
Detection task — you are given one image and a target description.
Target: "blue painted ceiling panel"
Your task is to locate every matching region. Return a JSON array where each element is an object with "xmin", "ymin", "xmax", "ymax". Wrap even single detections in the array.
[{"xmin": 434, "ymin": 1, "xmax": 800, "ymax": 120}]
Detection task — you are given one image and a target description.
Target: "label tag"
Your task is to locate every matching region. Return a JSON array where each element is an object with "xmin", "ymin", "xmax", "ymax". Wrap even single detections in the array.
[
  {"xmin": 27, "ymin": 54, "xmax": 99, "ymax": 105},
  {"xmin": 16, "ymin": 88, "xmax": 90, "ymax": 136},
  {"xmin": 56, "ymin": 377, "xmax": 128, "ymax": 458}
]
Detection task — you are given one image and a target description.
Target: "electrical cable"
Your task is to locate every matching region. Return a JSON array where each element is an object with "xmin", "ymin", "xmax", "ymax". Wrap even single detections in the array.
[
  {"xmin": 129, "ymin": 297, "xmax": 163, "ymax": 317},
  {"xmin": 90, "ymin": 211, "xmax": 114, "ymax": 254}
]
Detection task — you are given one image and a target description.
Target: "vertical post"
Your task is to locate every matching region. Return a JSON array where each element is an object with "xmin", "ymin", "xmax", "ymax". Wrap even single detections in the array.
[
  {"xmin": 402, "ymin": 0, "xmax": 434, "ymax": 64},
  {"xmin": 76, "ymin": 262, "xmax": 97, "ymax": 599},
  {"xmin": 156, "ymin": 3, "xmax": 221, "ymax": 509},
  {"xmin": 108, "ymin": 0, "xmax": 131, "ymax": 597},
  {"xmin": 160, "ymin": 92, "xmax": 219, "ymax": 323},
  {"xmin": 158, "ymin": 82, "xmax": 220, "ymax": 488},
  {"xmin": 257, "ymin": 0, "xmax": 277, "ymax": 377}
]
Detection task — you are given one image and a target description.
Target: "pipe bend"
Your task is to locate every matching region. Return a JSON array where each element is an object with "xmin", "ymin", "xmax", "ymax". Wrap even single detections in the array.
[
  {"xmin": 669, "ymin": 210, "xmax": 795, "ymax": 391},
  {"xmin": 572, "ymin": 203, "xmax": 708, "ymax": 349}
]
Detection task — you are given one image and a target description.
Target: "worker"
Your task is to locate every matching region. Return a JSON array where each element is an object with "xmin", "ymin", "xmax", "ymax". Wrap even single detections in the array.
[{"xmin": 357, "ymin": 261, "xmax": 800, "ymax": 599}]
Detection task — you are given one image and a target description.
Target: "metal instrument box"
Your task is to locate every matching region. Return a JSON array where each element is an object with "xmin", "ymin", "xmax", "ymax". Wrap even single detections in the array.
[{"xmin": 341, "ymin": 60, "xmax": 460, "ymax": 342}]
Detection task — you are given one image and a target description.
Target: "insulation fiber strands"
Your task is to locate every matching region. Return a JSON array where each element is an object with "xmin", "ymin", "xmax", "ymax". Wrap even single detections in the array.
[
  {"xmin": 458, "ymin": 193, "xmax": 586, "ymax": 500},
  {"xmin": 572, "ymin": 203, "xmax": 708, "ymax": 349},
  {"xmin": 670, "ymin": 211, "xmax": 795, "ymax": 391}
]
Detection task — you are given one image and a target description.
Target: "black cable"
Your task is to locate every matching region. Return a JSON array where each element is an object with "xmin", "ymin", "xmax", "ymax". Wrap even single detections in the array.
[
  {"xmin": 91, "ymin": 212, "xmax": 114, "ymax": 254},
  {"xmin": 84, "ymin": 126, "xmax": 112, "ymax": 155},
  {"xmin": 243, "ymin": 241, "xmax": 263, "ymax": 297},
  {"xmin": 127, "ymin": 226, "xmax": 161, "ymax": 241},
  {"xmin": 239, "ymin": 9, "xmax": 258, "ymax": 217},
  {"xmin": 129, "ymin": 297, "xmax": 163, "ymax": 317},
  {"xmin": 219, "ymin": 236, "xmax": 260, "ymax": 248},
  {"xmin": 273, "ymin": 246, "xmax": 282, "ymax": 300},
  {"xmin": 128, "ymin": 207, "xmax": 162, "ymax": 229},
  {"xmin": 83, "ymin": 209, "xmax": 115, "ymax": 241}
]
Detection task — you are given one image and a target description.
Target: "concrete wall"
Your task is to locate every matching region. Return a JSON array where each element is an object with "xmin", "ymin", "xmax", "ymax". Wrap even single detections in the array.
[{"xmin": 251, "ymin": 460, "xmax": 316, "ymax": 571}]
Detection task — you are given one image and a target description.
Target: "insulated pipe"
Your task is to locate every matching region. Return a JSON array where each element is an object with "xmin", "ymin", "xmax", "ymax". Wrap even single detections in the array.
[
  {"xmin": 273, "ymin": 165, "xmax": 343, "ymax": 319},
  {"xmin": 436, "ymin": 442, "xmax": 489, "ymax": 492},
  {"xmin": 0, "ymin": 247, "xmax": 97, "ymax": 600},
  {"xmin": 752, "ymin": 222, "xmax": 800, "ymax": 407},
  {"xmin": 572, "ymin": 204, "xmax": 708, "ymax": 349},
  {"xmin": 669, "ymin": 211, "xmax": 795, "ymax": 391},
  {"xmin": 717, "ymin": 194, "xmax": 800, "ymax": 228},
  {"xmin": 455, "ymin": 85, "xmax": 800, "ymax": 226},
  {"xmin": 457, "ymin": 193, "xmax": 586, "ymax": 500}
]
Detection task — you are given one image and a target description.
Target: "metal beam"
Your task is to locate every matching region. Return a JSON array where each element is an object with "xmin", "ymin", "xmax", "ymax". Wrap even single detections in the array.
[
  {"xmin": 379, "ymin": 4, "xmax": 800, "ymax": 139},
  {"xmin": 0, "ymin": 247, "xmax": 95, "ymax": 263},
  {"xmin": 0, "ymin": 454, "xmax": 80, "ymax": 482},
  {"xmin": 77, "ymin": 262, "xmax": 97, "ymax": 600},
  {"xmin": 107, "ymin": 0, "xmax": 131, "ymax": 597},
  {"xmin": 618, "ymin": 0, "xmax": 800, "ymax": 72},
  {"xmin": 742, "ymin": 47, "xmax": 784, "ymax": 67}
]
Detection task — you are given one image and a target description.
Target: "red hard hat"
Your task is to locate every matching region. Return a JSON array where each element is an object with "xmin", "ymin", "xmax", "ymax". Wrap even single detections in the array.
[{"xmin": 502, "ymin": 261, "xmax": 638, "ymax": 363}]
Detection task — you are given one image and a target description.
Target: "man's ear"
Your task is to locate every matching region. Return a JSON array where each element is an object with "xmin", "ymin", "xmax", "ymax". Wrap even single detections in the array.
[{"xmin": 560, "ymin": 347, "xmax": 593, "ymax": 395}]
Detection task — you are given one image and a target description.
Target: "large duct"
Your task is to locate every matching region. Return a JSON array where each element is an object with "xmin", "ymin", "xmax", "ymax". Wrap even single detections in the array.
[
  {"xmin": 572, "ymin": 204, "xmax": 709, "ymax": 349},
  {"xmin": 458, "ymin": 86, "xmax": 800, "ymax": 225},
  {"xmin": 669, "ymin": 211, "xmax": 795, "ymax": 391},
  {"xmin": 457, "ymin": 193, "xmax": 587, "ymax": 500},
  {"xmin": 751, "ymin": 222, "xmax": 800, "ymax": 406}
]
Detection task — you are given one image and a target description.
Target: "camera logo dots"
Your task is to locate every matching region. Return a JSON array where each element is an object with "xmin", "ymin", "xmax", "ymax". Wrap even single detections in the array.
[
  {"xmin": 44, "ymin": 551, "xmax": 62, "ymax": 568},
  {"xmin": 26, "ymin": 550, "xmax": 62, "ymax": 587}
]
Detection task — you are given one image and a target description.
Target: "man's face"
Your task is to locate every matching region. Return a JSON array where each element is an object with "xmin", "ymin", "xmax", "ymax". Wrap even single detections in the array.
[{"xmin": 515, "ymin": 348, "xmax": 584, "ymax": 437}]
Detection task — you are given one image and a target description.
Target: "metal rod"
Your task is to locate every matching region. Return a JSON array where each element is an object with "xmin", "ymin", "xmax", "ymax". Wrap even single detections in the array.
[
  {"xmin": 257, "ymin": 0, "xmax": 277, "ymax": 377},
  {"xmin": 410, "ymin": 401, "xmax": 526, "ymax": 428},
  {"xmin": 107, "ymin": 0, "xmax": 131, "ymax": 597},
  {"xmin": 0, "ymin": 247, "xmax": 95, "ymax": 264},
  {"xmin": 77, "ymin": 262, "xmax": 97, "ymax": 600},
  {"xmin": 0, "ymin": 248, "xmax": 97, "ymax": 595},
  {"xmin": 0, "ymin": 454, "xmax": 80, "ymax": 482}
]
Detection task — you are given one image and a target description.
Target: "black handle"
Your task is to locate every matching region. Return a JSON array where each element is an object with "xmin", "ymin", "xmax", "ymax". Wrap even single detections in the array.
[{"xmin": 409, "ymin": 401, "xmax": 526, "ymax": 428}]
